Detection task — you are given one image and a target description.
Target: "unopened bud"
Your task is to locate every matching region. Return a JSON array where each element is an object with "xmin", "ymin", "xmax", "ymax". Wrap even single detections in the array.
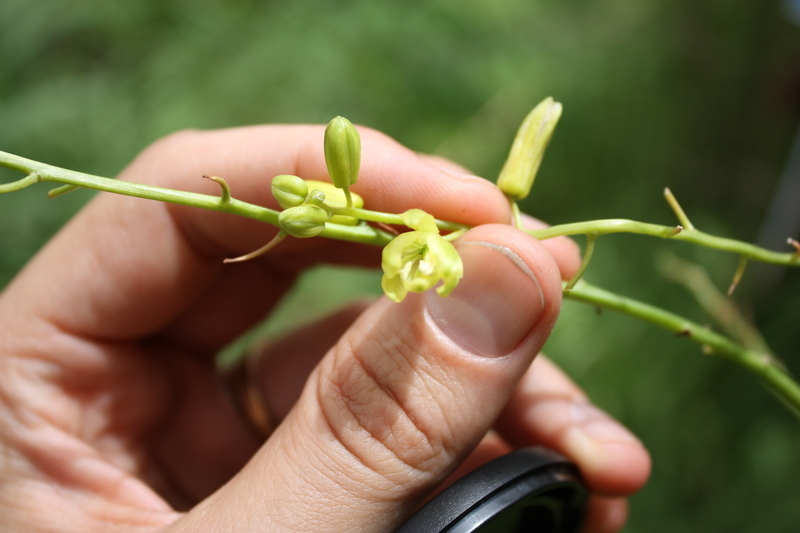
[
  {"xmin": 271, "ymin": 175, "xmax": 308, "ymax": 208},
  {"xmin": 497, "ymin": 97, "xmax": 562, "ymax": 200},
  {"xmin": 305, "ymin": 180, "xmax": 364, "ymax": 225},
  {"xmin": 324, "ymin": 116, "xmax": 361, "ymax": 190},
  {"xmin": 278, "ymin": 205, "xmax": 328, "ymax": 238}
]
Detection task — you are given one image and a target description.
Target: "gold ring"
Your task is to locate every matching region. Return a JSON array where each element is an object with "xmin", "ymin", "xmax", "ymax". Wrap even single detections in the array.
[{"xmin": 221, "ymin": 347, "xmax": 275, "ymax": 439}]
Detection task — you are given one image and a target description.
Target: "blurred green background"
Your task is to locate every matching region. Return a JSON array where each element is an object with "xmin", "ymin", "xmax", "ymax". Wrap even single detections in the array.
[{"xmin": 1, "ymin": 0, "xmax": 799, "ymax": 531}]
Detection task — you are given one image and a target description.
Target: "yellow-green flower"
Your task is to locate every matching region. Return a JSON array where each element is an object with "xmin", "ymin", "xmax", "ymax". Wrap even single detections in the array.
[{"xmin": 381, "ymin": 209, "xmax": 463, "ymax": 303}]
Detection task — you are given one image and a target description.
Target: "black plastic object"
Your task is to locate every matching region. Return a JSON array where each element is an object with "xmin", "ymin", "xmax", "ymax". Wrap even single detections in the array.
[{"xmin": 395, "ymin": 447, "xmax": 588, "ymax": 533}]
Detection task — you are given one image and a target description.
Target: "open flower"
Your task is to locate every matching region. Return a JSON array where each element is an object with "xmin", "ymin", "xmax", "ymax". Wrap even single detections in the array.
[{"xmin": 381, "ymin": 209, "xmax": 463, "ymax": 303}]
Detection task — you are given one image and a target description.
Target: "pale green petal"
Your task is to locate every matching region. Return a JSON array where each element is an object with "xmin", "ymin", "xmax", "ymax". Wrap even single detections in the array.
[
  {"xmin": 381, "ymin": 231, "xmax": 427, "ymax": 275},
  {"xmin": 426, "ymin": 234, "xmax": 464, "ymax": 297},
  {"xmin": 400, "ymin": 209, "xmax": 438, "ymax": 232},
  {"xmin": 381, "ymin": 273, "xmax": 408, "ymax": 303},
  {"xmin": 436, "ymin": 275, "xmax": 460, "ymax": 297},
  {"xmin": 426, "ymin": 234, "xmax": 463, "ymax": 275}
]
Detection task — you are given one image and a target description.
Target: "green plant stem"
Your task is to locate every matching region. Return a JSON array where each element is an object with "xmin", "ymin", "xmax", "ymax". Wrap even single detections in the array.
[
  {"xmin": 4, "ymin": 150, "xmax": 798, "ymax": 266},
  {"xmin": 0, "ymin": 150, "xmax": 394, "ymax": 246},
  {"xmin": 565, "ymin": 280, "xmax": 800, "ymax": 418},
  {"xmin": 528, "ymin": 219, "xmax": 800, "ymax": 267},
  {"xmin": 340, "ymin": 207, "xmax": 469, "ymax": 233},
  {"xmin": 510, "ymin": 198, "xmax": 523, "ymax": 229},
  {"xmin": 564, "ymin": 233, "xmax": 597, "ymax": 291}
]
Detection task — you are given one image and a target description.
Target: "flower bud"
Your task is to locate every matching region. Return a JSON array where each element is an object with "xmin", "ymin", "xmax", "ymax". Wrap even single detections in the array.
[
  {"xmin": 324, "ymin": 116, "xmax": 361, "ymax": 189},
  {"xmin": 305, "ymin": 180, "xmax": 364, "ymax": 225},
  {"xmin": 278, "ymin": 205, "xmax": 328, "ymax": 238},
  {"xmin": 306, "ymin": 188, "xmax": 327, "ymax": 207},
  {"xmin": 271, "ymin": 175, "xmax": 308, "ymax": 208},
  {"xmin": 497, "ymin": 97, "xmax": 562, "ymax": 200}
]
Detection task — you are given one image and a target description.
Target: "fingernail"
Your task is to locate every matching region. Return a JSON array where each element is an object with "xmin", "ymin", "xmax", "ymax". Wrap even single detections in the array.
[
  {"xmin": 426, "ymin": 241, "xmax": 545, "ymax": 357},
  {"xmin": 564, "ymin": 403, "xmax": 642, "ymax": 466}
]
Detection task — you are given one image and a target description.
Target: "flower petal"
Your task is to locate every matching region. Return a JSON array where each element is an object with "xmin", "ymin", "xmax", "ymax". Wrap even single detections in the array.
[
  {"xmin": 400, "ymin": 209, "xmax": 439, "ymax": 232},
  {"xmin": 381, "ymin": 273, "xmax": 408, "ymax": 303},
  {"xmin": 381, "ymin": 231, "xmax": 425, "ymax": 275}
]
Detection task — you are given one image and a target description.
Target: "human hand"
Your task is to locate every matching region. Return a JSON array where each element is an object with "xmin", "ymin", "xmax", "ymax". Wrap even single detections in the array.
[{"xmin": 0, "ymin": 125, "xmax": 650, "ymax": 532}]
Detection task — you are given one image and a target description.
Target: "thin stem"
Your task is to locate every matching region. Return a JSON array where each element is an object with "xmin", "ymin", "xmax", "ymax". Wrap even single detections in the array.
[
  {"xmin": 564, "ymin": 280, "xmax": 800, "ymax": 418},
  {"xmin": 48, "ymin": 184, "xmax": 79, "ymax": 198},
  {"xmin": 510, "ymin": 199, "xmax": 523, "ymax": 229},
  {"xmin": 442, "ymin": 229, "xmax": 467, "ymax": 242},
  {"xmin": 527, "ymin": 219, "xmax": 800, "ymax": 267},
  {"xmin": 0, "ymin": 172, "xmax": 40, "ymax": 193},
  {"xmin": 664, "ymin": 187, "xmax": 695, "ymax": 230},
  {"xmin": 727, "ymin": 255, "xmax": 749, "ymax": 297},
  {"xmin": 344, "ymin": 188, "xmax": 353, "ymax": 210},
  {"xmin": 564, "ymin": 233, "xmax": 597, "ymax": 291},
  {"xmin": 224, "ymin": 231, "xmax": 287, "ymax": 263},
  {"xmin": 342, "ymin": 207, "xmax": 469, "ymax": 233}
]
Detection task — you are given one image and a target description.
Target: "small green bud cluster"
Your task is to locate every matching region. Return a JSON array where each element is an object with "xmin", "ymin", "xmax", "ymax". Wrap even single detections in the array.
[
  {"xmin": 269, "ymin": 117, "xmax": 364, "ymax": 238},
  {"xmin": 270, "ymin": 176, "xmax": 365, "ymax": 237}
]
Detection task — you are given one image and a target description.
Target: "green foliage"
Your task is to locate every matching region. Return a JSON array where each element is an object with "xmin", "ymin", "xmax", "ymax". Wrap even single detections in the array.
[{"xmin": 1, "ymin": 0, "xmax": 799, "ymax": 531}]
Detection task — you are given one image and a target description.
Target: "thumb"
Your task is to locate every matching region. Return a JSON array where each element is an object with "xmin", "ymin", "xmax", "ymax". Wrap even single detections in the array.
[{"xmin": 170, "ymin": 224, "xmax": 563, "ymax": 533}]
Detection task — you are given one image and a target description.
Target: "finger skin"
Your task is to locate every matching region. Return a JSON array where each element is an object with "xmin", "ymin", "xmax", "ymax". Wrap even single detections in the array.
[
  {"xmin": 496, "ymin": 357, "xmax": 652, "ymax": 497},
  {"xmin": 582, "ymin": 497, "xmax": 629, "ymax": 533},
  {"xmin": 254, "ymin": 300, "xmax": 374, "ymax": 420}
]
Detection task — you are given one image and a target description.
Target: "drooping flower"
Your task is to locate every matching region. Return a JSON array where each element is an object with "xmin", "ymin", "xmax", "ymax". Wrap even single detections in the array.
[{"xmin": 381, "ymin": 209, "xmax": 463, "ymax": 303}]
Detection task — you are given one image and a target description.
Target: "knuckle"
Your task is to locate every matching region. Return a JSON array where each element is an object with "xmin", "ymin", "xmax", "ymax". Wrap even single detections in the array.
[{"xmin": 315, "ymin": 327, "xmax": 457, "ymax": 491}]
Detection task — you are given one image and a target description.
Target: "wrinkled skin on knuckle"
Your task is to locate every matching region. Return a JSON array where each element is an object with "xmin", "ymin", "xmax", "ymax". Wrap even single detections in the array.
[{"xmin": 314, "ymin": 320, "xmax": 459, "ymax": 492}]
